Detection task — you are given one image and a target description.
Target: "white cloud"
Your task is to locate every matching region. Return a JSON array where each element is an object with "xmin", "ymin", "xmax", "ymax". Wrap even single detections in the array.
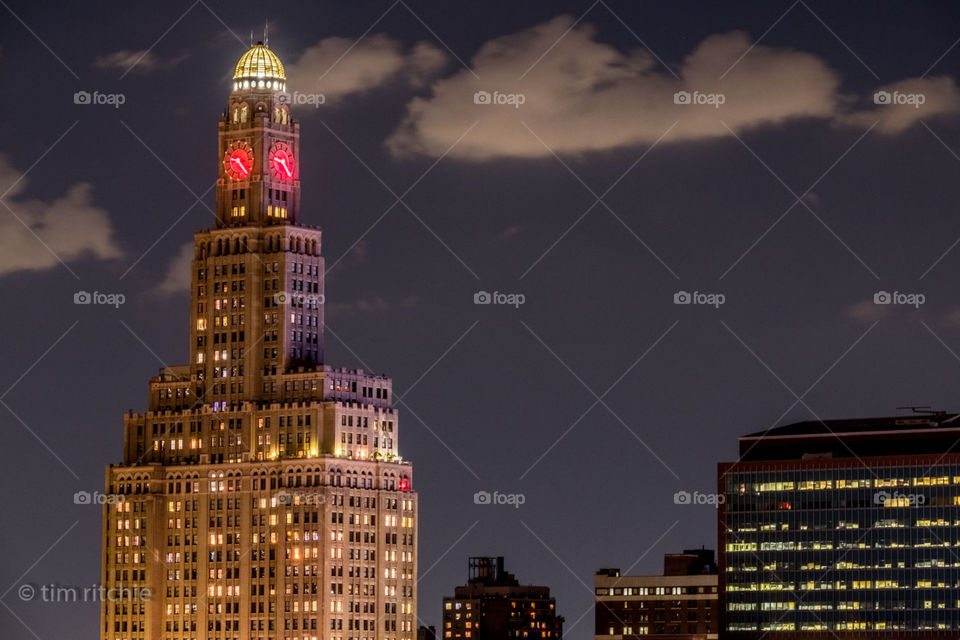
[
  {"xmin": 327, "ymin": 296, "xmax": 392, "ymax": 316},
  {"xmin": 844, "ymin": 299, "xmax": 888, "ymax": 322},
  {"xmin": 94, "ymin": 49, "xmax": 158, "ymax": 74},
  {"xmin": 94, "ymin": 49, "xmax": 189, "ymax": 75},
  {"xmin": 0, "ymin": 154, "xmax": 121, "ymax": 277},
  {"xmin": 154, "ymin": 242, "xmax": 194, "ymax": 296},
  {"xmin": 838, "ymin": 76, "xmax": 960, "ymax": 134},
  {"xmin": 386, "ymin": 17, "xmax": 843, "ymax": 159},
  {"xmin": 286, "ymin": 34, "xmax": 447, "ymax": 103}
]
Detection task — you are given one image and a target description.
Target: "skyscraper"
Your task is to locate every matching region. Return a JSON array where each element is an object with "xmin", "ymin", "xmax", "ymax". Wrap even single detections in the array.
[
  {"xmin": 718, "ymin": 411, "xmax": 960, "ymax": 638},
  {"xmin": 101, "ymin": 42, "xmax": 418, "ymax": 640}
]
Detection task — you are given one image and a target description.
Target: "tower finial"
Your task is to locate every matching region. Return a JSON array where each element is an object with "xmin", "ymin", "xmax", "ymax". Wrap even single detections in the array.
[
  {"xmin": 264, "ymin": 20, "xmax": 269, "ymax": 47},
  {"xmin": 249, "ymin": 30, "xmax": 254, "ymax": 48}
]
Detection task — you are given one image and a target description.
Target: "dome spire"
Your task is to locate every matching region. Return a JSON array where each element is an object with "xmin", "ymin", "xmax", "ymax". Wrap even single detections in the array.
[{"xmin": 233, "ymin": 39, "xmax": 286, "ymax": 92}]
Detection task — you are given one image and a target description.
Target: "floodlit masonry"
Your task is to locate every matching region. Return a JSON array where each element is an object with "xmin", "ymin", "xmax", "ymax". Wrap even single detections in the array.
[{"xmin": 101, "ymin": 41, "xmax": 417, "ymax": 640}]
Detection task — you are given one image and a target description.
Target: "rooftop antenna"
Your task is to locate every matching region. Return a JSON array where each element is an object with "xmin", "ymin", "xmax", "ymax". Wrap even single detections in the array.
[
  {"xmin": 249, "ymin": 30, "xmax": 254, "ymax": 48},
  {"xmin": 264, "ymin": 20, "xmax": 269, "ymax": 47}
]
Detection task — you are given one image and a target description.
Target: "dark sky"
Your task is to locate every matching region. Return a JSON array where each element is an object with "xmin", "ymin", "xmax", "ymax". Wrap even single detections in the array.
[{"xmin": 2, "ymin": 1, "xmax": 960, "ymax": 638}]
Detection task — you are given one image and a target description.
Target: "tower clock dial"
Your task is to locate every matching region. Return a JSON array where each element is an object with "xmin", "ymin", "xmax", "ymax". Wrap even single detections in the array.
[
  {"xmin": 269, "ymin": 142, "xmax": 295, "ymax": 181},
  {"xmin": 223, "ymin": 140, "xmax": 253, "ymax": 180}
]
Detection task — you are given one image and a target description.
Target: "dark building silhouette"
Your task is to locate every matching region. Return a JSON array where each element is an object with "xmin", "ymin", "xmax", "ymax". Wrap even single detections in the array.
[
  {"xmin": 595, "ymin": 550, "xmax": 719, "ymax": 640},
  {"xmin": 443, "ymin": 557, "xmax": 563, "ymax": 640},
  {"xmin": 718, "ymin": 411, "xmax": 960, "ymax": 639},
  {"xmin": 420, "ymin": 626, "xmax": 438, "ymax": 640}
]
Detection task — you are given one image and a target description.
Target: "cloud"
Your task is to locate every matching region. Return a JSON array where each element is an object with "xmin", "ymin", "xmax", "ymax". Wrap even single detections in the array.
[
  {"xmin": 154, "ymin": 242, "xmax": 194, "ymax": 296},
  {"xmin": 286, "ymin": 34, "xmax": 447, "ymax": 103},
  {"xmin": 0, "ymin": 154, "xmax": 121, "ymax": 277},
  {"xmin": 327, "ymin": 296, "xmax": 392, "ymax": 316},
  {"xmin": 943, "ymin": 307, "xmax": 960, "ymax": 327},
  {"xmin": 837, "ymin": 76, "xmax": 960, "ymax": 134},
  {"xmin": 94, "ymin": 50, "xmax": 158, "ymax": 73},
  {"xmin": 327, "ymin": 294, "xmax": 420, "ymax": 317},
  {"xmin": 386, "ymin": 18, "xmax": 843, "ymax": 159},
  {"xmin": 94, "ymin": 49, "xmax": 189, "ymax": 75},
  {"xmin": 844, "ymin": 299, "xmax": 888, "ymax": 322}
]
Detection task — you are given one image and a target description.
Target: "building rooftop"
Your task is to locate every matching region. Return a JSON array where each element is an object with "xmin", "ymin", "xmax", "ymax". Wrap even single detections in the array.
[
  {"xmin": 738, "ymin": 411, "xmax": 960, "ymax": 461},
  {"xmin": 595, "ymin": 550, "xmax": 718, "ymax": 586}
]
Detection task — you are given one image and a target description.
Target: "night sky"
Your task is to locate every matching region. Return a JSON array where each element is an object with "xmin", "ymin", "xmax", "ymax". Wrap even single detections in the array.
[{"xmin": 3, "ymin": 1, "xmax": 960, "ymax": 638}]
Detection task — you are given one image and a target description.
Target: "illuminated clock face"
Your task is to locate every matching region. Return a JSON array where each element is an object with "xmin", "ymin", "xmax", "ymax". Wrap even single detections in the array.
[
  {"xmin": 223, "ymin": 140, "xmax": 253, "ymax": 180},
  {"xmin": 269, "ymin": 142, "xmax": 295, "ymax": 182}
]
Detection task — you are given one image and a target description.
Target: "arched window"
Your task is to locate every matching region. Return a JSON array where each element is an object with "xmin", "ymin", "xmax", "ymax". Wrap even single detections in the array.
[
  {"xmin": 240, "ymin": 104, "xmax": 248, "ymax": 123},
  {"xmin": 232, "ymin": 107, "xmax": 239, "ymax": 124}
]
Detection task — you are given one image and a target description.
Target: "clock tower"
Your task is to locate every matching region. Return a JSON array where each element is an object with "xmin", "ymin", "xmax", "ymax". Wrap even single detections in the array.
[
  {"xmin": 101, "ymin": 40, "xmax": 418, "ymax": 640},
  {"xmin": 218, "ymin": 42, "xmax": 299, "ymax": 227},
  {"xmin": 190, "ymin": 42, "xmax": 326, "ymax": 404}
]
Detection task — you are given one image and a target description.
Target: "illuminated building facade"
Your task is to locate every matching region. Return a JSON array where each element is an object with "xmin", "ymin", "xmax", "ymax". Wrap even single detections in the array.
[
  {"xmin": 101, "ymin": 42, "xmax": 417, "ymax": 640},
  {"xmin": 718, "ymin": 412, "xmax": 960, "ymax": 639},
  {"xmin": 442, "ymin": 557, "xmax": 563, "ymax": 640},
  {"xmin": 594, "ymin": 550, "xmax": 719, "ymax": 640}
]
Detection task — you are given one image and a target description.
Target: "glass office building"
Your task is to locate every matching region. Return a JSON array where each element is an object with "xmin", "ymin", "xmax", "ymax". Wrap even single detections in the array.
[{"xmin": 718, "ymin": 413, "xmax": 960, "ymax": 639}]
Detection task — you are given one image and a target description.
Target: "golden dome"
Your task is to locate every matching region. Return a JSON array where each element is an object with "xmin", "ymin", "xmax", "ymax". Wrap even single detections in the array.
[{"xmin": 233, "ymin": 43, "xmax": 285, "ymax": 91}]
